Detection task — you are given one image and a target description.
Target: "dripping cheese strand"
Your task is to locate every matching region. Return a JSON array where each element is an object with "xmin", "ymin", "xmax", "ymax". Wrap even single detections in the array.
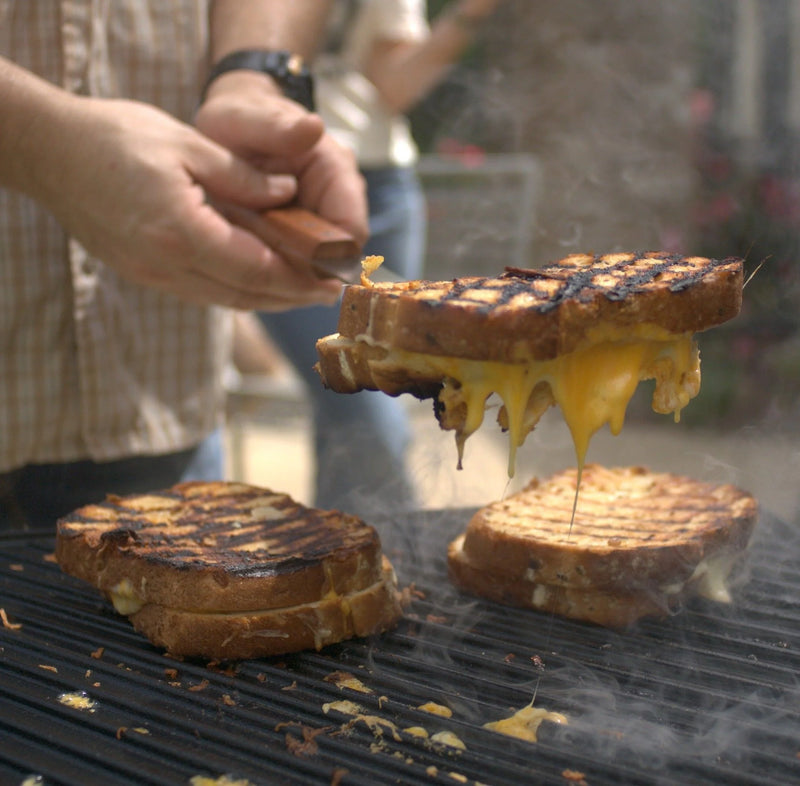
[{"xmin": 380, "ymin": 332, "xmax": 700, "ymax": 477}]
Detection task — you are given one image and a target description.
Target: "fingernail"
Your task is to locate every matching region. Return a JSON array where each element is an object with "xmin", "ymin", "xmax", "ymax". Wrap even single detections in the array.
[{"xmin": 268, "ymin": 174, "xmax": 297, "ymax": 200}]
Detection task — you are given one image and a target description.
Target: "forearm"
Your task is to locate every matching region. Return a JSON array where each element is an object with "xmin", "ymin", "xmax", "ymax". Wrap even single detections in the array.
[
  {"xmin": 366, "ymin": 0, "xmax": 497, "ymax": 114},
  {"xmin": 0, "ymin": 56, "xmax": 75, "ymax": 201},
  {"xmin": 209, "ymin": 0, "xmax": 335, "ymax": 61}
]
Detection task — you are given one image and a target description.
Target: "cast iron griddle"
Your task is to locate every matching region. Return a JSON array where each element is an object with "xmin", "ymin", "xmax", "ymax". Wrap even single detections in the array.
[{"xmin": 1, "ymin": 508, "xmax": 799, "ymax": 786}]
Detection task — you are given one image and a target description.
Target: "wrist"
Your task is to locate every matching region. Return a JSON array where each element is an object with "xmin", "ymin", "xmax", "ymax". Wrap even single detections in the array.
[
  {"xmin": 201, "ymin": 49, "xmax": 315, "ymax": 110},
  {"xmin": 202, "ymin": 69, "xmax": 283, "ymax": 102}
]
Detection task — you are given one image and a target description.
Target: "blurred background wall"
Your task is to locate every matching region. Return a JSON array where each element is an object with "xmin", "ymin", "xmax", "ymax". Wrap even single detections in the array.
[{"xmin": 410, "ymin": 0, "xmax": 800, "ymax": 427}]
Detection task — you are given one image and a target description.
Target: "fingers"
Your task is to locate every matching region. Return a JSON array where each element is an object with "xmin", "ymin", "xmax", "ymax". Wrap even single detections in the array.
[
  {"xmin": 187, "ymin": 136, "xmax": 298, "ymax": 210},
  {"xmin": 182, "ymin": 202, "xmax": 344, "ymax": 308},
  {"xmin": 294, "ymin": 138, "xmax": 370, "ymax": 246},
  {"xmin": 151, "ymin": 266, "xmax": 338, "ymax": 312},
  {"xmin": 195, "ymin": 88, "xmax": 368, "ymax": 247}
]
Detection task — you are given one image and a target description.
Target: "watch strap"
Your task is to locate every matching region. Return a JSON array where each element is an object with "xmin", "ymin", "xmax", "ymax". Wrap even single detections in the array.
[{"xmin": 201, "ymin": 49, "xmax": 315, "ymax": 110}]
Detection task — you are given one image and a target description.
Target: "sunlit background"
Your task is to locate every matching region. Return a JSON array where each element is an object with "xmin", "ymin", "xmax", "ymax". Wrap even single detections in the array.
[{"xmin": 226, "ymin": 0, "xmax": 800, "ymax": 525}]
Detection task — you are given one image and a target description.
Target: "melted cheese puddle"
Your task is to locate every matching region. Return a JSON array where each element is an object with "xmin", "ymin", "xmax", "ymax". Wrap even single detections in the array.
[{"xmin": 483, "ymin": 704, "xmax": 568, "ymax": 742}]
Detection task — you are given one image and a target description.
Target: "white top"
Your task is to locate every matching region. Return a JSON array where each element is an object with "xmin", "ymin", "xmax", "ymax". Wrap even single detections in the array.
[{"xmin": 316, "ymin": 0, "xmax": 429, "ymax": 168}]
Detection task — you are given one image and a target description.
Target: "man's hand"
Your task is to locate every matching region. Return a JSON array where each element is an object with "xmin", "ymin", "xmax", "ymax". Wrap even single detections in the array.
[
  {"xmin": 49, "ymin": 97, "xmax": 352, "ymax": 310},
  {"xmin": 0, "ymin": 58, "xmax": 353, "ymax": 311},
  {"xmin": 195, "ymin": 70, "xmax": 369, "ymax": 248}
]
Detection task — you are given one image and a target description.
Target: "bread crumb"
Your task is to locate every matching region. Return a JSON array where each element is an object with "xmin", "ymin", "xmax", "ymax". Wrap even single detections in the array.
[
  {"xmin": 0, "ymin": 608, "xmax": 21, "ymax": 630},
  {"xmin": 324, "ymin": 671, "xmax": 373, "ymax": 694},
  {"xmin": 91, "ymin": 646, "xmax": 105, "ymax": 659},
  {"xmin": 188, "ymin": 679, "xmax": 210, "ymax": 692}
]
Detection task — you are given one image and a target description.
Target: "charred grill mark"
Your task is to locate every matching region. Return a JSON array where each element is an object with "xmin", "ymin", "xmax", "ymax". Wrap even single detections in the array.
[
  {"xmin": 99, "ymin": 528, "xmax": 139, "ymax": 545},
  {"xmin": 59, "ymin": 487, "xmax": 379, "ymax": 576},
  {"xmin": 419, "ymin": 252, "xmax": 740, "ymax": 315}
]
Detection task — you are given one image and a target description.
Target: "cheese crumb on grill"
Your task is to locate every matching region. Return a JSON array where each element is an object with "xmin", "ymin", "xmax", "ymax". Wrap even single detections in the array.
[
  {"xmin": 484, "ymin": 704, "xmax": 567, "ymax": 742},
  {"xmin": 417, "ymin": 701, "xmax": 453, "ymax": 718},
  {"xmin": 58, "ymin": 691, "xmax": 97, "ymax": 712}
]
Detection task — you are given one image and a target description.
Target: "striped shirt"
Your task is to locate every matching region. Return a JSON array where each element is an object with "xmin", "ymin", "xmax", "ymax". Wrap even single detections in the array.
[{"xmin": 0, "ymin": 0, "xmax": 232, "ymax": 472}]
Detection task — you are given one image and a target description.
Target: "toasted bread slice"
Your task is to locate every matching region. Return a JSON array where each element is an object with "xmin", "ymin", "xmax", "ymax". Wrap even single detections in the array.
[
  {"xmin": 56, "ymin": 482, "xmax": 384, "ymax": 614},
  {"xmin": 130, "ymin": 558, "xmax": 402, "ymax": 659},
  {"xmin": 447, "ymin": 465, "xmax": 758, "ymax": 627},
  {"xmin": 56, "ymin": 482, "xmax": 405, "ymax": 658},
  {"xmin": 323, "ymin": 252, "xmax": 742, "ymax": 368}
]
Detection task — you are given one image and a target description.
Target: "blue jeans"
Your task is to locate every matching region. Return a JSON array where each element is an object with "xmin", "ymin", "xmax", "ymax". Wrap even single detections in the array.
[
  {"xmin": 259, "ymin": 166, "xmax": 426, "ymax": 516},
  {"xmin": 0, "ymin": 429, "xmax": 224, "ymax": 531}
]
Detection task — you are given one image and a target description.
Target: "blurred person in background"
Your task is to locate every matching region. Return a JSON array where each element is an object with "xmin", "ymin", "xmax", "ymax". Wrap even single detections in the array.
[
  {"xmin": 257, "ymin": 0, "xmax": 502, "ymax": 517},
  {"xmin": 0, "ymin": 1, "xmax": 367, "ymax": 529}
]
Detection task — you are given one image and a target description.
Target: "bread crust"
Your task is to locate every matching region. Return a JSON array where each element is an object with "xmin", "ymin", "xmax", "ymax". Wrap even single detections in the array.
[
  {"xmin": 56, "ymin": 482, "xmax": 384, "ymax": 613},
  {"xmin": 129, "ymin": 560, "xmax": 403, "ymax": 659},
  {"xmin": 447, "ymin": 537, "xmax": 670, "ymax": 628},
  {"xmin": 446, "ymin": 465, "xmax": 758, "ymax": 627},
  {"xmin": 315, "ymin": 335, "xmax": 447, "ymax": 397},
  {"xmin": 326, "ymin": 252, "xmax": 743, "ymax": 368}
]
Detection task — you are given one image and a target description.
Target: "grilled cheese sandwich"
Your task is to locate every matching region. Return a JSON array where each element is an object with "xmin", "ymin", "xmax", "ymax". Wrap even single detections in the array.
[
  {"xmin": 315, "ymin": 252, "xmax": 741, "ymax": 475},
  {"xmin": 447, "ymin": 465, "xmax": 758, "ymax": 628},
  {"xmin": 56, "ymin": 482, "xmax": 404, "ymax": 659}
]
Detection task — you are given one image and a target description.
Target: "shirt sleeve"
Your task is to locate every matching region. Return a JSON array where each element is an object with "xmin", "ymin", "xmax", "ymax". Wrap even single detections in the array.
[{"xmin": 369, "ymin": 0, "xmax": 429, "ymax": 44}]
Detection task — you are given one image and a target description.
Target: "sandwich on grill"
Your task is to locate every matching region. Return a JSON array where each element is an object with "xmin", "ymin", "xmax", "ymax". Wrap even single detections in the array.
[
  {"xmin": 315, "ymin": 252, "xmax": 743, "ymax": 475},
  {"xmin": 447, "ymin": 464, "xmax": 758, "ymax": 628},
  {"xmin": 56, "ymin": 482, "xmax": 404, "ymax": 659}
]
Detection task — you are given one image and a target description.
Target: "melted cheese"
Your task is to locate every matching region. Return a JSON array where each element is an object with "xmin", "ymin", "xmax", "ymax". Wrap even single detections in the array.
[
  {"xmin": 430, "ymin": 730, "xmax": 467, "ymax": 750},
  {"xmin": 376, "ymin": 330, "xmax": 699, "ymax": 476},
  {"xmin": 58, "ymin": 691, "xmax": 97, "ymax": 712},
  {"xmin": 483, "ymin": 704, "xmax": 568, "ymax": 742},
  {"xmin": 108, "ymin": 579, "xmax": 144, "ymax": 615},
  {"xmin": 661, "ymin": 551, "xmax": 738, "ymax": 602},
  {"xmin": 416, "ymin": 701, "xmax": 453, "ymax": 718}
]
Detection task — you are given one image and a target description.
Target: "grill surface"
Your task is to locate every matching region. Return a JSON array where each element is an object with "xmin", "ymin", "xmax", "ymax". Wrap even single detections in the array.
[{"xmin": 1, "ymin": 508, "xmax": 799, "ymax": 786}]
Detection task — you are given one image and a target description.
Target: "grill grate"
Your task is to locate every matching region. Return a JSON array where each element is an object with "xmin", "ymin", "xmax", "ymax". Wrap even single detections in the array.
[{"xmin": 1, "ymin": 509, "xmax": 799, "ymax": 786}]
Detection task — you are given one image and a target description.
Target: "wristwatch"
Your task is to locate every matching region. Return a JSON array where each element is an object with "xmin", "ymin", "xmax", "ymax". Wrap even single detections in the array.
[{"xmin": 201, "ymin": 49, "xmax": 315, "ymax": 110}]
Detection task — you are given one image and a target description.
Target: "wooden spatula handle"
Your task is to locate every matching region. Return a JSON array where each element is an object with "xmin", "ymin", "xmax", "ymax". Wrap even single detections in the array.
[{"xmin": 237, "ymin": 206, "xmax": 361, "ymax": 281}]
